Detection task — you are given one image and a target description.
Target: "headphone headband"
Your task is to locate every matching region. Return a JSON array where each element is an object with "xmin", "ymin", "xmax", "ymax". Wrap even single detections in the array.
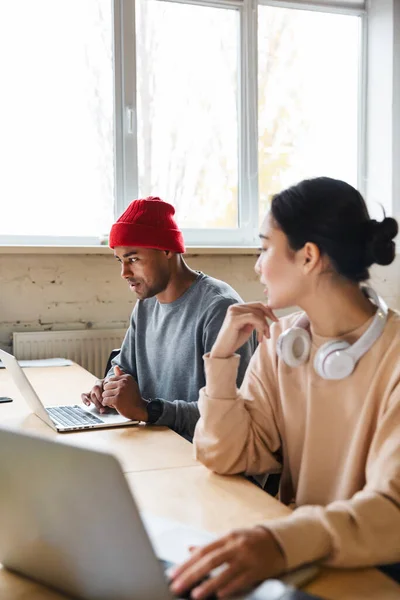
[
  {"xmin": 346, "ymin": 287, "xmax": 388, "ymax": 360},
  {"xmin": 277, "ymin": 286, "xmax": 388, "ymax": 380}
]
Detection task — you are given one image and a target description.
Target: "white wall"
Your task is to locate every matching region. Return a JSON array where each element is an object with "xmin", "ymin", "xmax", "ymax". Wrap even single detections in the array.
[{"xmin": 0, "ymin": 252, "xmax": 399, "ymax": 353}]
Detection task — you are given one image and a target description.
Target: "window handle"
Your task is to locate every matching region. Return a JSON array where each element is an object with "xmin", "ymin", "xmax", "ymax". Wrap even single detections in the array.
[{"xmin": 126, "ymin": 107, "xmax": 134, "ymax": 135}]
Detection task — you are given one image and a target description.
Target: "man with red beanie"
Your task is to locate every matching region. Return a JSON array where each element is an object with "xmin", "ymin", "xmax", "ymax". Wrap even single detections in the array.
[{"xmin": 82, "ymin": 197, "xmax": 255, "ymax": 440}]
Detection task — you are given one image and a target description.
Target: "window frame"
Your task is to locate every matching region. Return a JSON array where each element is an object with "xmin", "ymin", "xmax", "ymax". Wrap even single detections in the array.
[
  {"xmin": 130, "ymin": 0, "xmax": 367, "ymax": 247},
  {"xmin": 366, "ymin": 0, "xmax": 400, "ymax": 239},
  {"xmin": 0, "ymin": 0, "xmax": 367, "ymax": 248}
]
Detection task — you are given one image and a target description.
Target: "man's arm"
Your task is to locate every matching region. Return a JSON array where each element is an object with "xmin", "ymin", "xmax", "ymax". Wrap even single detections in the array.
[
  {"xmin": 82, "ymin": 308, "xmax": 138, "ymax": 412},
  {"xmin": 150, "ymin": 297, "xmax": 256, "ymax": 441},
  {"xmin": 81, "ymin": 305, "xmax": 137, "ymax": 412},
  {"xmin": 148, "ymin": 399, "xmax": 201, "ymax": 442},
  {"xmin": 100, "ymin": 303, "xmax": 198, "ymax": 436}
]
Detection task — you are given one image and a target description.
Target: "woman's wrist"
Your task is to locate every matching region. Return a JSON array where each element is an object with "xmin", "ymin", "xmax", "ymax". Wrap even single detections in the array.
[{"xmin": 209, "ymin": 347, "xmax": 235, "ymax": 359}]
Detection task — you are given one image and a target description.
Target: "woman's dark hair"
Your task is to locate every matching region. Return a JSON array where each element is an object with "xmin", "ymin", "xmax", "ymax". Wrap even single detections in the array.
[{"xmin": 270, "ymin": 177, "xmax": 398, "ymax": 283}]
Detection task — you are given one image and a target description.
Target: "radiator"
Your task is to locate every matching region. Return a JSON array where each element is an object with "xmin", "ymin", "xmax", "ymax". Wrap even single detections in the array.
[{"xmin": 13, "ymin": 329, "xmax": 126, "ymax": 379}]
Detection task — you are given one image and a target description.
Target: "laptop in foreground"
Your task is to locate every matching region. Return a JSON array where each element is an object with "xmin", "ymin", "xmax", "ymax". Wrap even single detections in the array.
[
  {"xmin": 0, "ymin": 428, "xmax": 321, "ymax": 600},
  {"xmin": 0, "ymin": 349, "xmax": 139, "ymax": 432}
]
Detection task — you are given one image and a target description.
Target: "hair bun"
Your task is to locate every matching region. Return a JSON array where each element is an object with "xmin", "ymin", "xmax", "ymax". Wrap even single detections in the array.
[{"xmin": 365, "ymin": 217, "xmax": 398, "ymax": 266}]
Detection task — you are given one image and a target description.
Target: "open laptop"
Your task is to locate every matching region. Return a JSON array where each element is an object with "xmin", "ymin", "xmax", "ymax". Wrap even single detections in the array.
[
  {"xmin": 0, "ymin": 428, "xmax": 321, "ymax": 600},
  {"xmin": 0, "ymin": 349, "xmax": 139, "ymax": 432}
]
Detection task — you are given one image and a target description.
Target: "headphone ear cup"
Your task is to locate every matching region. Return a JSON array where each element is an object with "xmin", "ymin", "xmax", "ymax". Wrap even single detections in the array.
[
  {"xmin": 314, "ymin": 340, "xmax": 355, "ymax": 380},
  {"xmin": 277, "ymin": 327, "xmax": 311, "ymax": 368}
]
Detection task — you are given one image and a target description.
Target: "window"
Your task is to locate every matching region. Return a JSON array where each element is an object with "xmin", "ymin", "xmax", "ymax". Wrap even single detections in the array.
[
  {"xmin": 0, "ymin": 0, "xmax": 115, "ymax": 243},
  {"xmin": 136, "ymin": 0, "xmax": 239, "ymax": 230},
  {"xmin": 258, "ymin": 6, "xmax": 361, "ymax": 222},
  {"xmin": 0, "ymin": 0, "xmax": 365, "ymax": 246}
]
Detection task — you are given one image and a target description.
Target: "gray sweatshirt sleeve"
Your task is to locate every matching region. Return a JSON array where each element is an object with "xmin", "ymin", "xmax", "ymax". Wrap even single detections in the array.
[
  {"xmin": 154, "ymin": 398, "xmax": 201, "ymax": 442},
  {"xmin": 153, "ymin": 297, "xmax": 256, "ymax": 440}
]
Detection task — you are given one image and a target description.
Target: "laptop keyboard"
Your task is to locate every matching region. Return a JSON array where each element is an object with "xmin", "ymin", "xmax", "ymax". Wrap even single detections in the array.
[{"xmin": 47, "ymin": 405, "xmax": 103, "ymax": 428}]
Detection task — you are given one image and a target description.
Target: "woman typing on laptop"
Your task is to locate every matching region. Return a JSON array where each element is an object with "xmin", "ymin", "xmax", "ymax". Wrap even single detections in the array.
[{"xmin": 169, "ymin": 178, "xmax": 400, "ymax": 599}]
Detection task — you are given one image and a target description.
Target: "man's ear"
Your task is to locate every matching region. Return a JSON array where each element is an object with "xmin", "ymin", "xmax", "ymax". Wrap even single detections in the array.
[{"xmin": 164, "ymin": 250, "xmax": 174, "ymax": 259}]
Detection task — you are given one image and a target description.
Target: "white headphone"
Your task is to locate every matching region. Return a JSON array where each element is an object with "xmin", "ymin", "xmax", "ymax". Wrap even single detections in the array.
[{"xmin": 276, "ymin": 287, "xmax": 388, "ymax": 380}]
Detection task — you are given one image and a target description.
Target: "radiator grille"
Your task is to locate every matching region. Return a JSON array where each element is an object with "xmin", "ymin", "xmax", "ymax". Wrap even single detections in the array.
[{"xmin": 13, "ymin": 329, "xmax": 126, "ymax": 378}]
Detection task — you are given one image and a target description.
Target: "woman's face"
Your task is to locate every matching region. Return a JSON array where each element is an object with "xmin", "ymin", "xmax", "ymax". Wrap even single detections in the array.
[{"xmin": 255, "ymin": 213, "xmax": 307, "ymax": 309}]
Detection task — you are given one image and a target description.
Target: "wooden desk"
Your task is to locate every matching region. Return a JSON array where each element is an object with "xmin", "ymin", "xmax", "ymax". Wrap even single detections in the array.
[
  {"xmin": 127, "ymin": 465, "xmax": 292, "ymax": 532},
  {"xmin": 0, "ymin": 365, "xmax": 198, "ymax": 473},
  {"xmin": 0, "ymin": 365, "xmax": 399, "ymax": 600},
  {"xmin": 128, "ymin": 467, "xmax": 400, "ymax": 600}
]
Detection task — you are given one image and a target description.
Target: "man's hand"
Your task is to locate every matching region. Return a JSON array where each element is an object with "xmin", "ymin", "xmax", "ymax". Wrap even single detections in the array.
[
  {"xmin": 101, "ymin": 366, "xmax": 149, "ymax": 422},
  {"xmin": 81, "ymin": 379, "xmax": 106, "ymax": 413},
  {"xmin": 169, "ymin": 526, "xmax": 285, "ymax": 599}
]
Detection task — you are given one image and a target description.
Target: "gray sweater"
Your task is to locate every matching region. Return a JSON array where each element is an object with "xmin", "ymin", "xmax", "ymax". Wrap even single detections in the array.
[{"xmin": 111, "ymin": 272, "xmax": 255, "ymax": 440}]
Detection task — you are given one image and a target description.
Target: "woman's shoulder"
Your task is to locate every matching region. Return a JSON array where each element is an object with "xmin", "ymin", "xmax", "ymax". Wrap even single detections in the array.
[
  {"xmin": 382, "ymin": 309, "xmax": 400, "ymax": 345},
  {"xmin": 387, "ymin": 307, "xmax": 400, "ymax": 324}
]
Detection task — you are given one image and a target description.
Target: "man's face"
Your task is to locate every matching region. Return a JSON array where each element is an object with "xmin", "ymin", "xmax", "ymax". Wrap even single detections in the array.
[{"xmin": 114, "ymin": 246, "xmax": 171, "ymax": 300}]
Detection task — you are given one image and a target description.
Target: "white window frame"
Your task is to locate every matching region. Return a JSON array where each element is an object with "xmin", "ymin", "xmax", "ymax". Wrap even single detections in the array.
[
  {"xmin": 366, "ymin": 0, "xmax": 400, "ymax": 239},
  {"xmin": 0, "ymin": 0, "xmax": 367, "ymax": 248},
  {"xmin": 394, "ymin": 0, "xmax": 400, "ymax": 230}
]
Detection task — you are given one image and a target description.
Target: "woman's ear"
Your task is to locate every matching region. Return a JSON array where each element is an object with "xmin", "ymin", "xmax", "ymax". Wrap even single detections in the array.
[{"xmin": 303, "ymin": 242, "xmax": 321, "ymax": 273}]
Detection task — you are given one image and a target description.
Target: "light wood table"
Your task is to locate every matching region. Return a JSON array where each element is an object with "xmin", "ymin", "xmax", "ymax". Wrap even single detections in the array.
[
  {"xmin": 0, "ymin": 364, "xmax": 399, "ymax": 600},
  {"xmin": 0, "ymin": 365, "xmax": 198, "ymax": 473}
]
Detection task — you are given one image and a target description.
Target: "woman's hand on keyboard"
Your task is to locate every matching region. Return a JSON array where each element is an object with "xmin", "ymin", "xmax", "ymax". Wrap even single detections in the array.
[{"xmin": 169, "ymin": 526, "xmax": 285, "ymax": 599}]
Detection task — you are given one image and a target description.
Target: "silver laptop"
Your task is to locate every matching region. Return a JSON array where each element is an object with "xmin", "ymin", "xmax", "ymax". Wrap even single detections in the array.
[
  {"xmin": 0, "ymin": 428, "xmax": 319, "ymax": 600},
  {"xmin": 0, "ymin": 349, "xmax": 139, "ymax": 432}
]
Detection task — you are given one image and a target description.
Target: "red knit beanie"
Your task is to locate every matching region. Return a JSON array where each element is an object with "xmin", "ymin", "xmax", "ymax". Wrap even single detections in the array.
[{"xmin": 109, "ymin": 196, "xmax": 185, "ymax": 253}]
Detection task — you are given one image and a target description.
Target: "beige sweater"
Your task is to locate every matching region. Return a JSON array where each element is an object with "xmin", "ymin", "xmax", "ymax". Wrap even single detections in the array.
[{"xmin": 193, "ymin": 310, "xmax": 400, "ymax": 571}]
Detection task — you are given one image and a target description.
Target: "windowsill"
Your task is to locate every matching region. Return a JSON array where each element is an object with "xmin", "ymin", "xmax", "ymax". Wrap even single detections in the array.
[{"xmin": 0, "ymin": 245, "xmax": 260, "ymax": 256}]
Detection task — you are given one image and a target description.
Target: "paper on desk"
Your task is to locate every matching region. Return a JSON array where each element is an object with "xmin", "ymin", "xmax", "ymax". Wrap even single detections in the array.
[{"xmin": 0, "ymin": 357, "xmax": 73, "ymax": 368}]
